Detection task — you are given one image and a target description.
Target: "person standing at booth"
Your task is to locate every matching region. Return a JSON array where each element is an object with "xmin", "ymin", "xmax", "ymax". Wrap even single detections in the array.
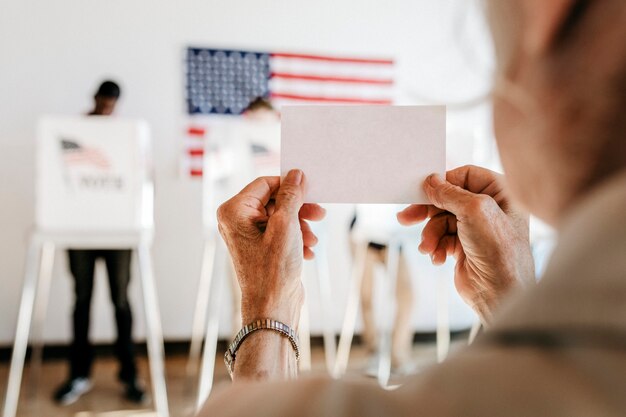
[{"xmin": 53, "ymin": 80, "xmax": 145, "ymax": 405}]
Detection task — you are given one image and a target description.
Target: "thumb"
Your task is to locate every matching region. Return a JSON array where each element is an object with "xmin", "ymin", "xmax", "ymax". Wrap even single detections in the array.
[
  {"xmin": 274, "ymin": 169, "xmax": 305, "ymax": 217},
  {"xmin": 424, "ymin": 174, "xmax": 475, "ymax": 217}
]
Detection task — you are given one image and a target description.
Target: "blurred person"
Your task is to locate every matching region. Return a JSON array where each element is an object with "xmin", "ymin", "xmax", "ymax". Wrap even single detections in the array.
[
  {"xmin": 349, "ymin": 208, "xmax": 415, "ymax": 375},
  {"xmin": 90, "ymin": 81, "xmax": 119, "ymax": 116},
  {"xmin": 200, "ymin": 0, "xmax": 626, "ymax": 416},
  {"xmin": 243, "ymin": 97, "xmax": 279, "ymax": 122},
  {"xmin": 54, "ymin": 80, "xmax": 146, "ymax": 405}
]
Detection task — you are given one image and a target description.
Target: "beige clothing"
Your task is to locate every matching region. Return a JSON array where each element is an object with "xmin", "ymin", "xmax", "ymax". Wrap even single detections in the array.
[{"xmin": 198, "ymin": 171, "xmax": 626, "ymax": 417}]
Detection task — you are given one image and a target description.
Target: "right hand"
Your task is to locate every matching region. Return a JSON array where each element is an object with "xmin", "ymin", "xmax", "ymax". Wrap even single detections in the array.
[{"xmin": 397, "ymin": 165, "xmax": 535, "ymax": 323}]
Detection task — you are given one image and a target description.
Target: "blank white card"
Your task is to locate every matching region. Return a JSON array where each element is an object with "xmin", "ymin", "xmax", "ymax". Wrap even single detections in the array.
[{"xmin": 281, "ymin": 105, "xmax": 446, "ymax": 204}]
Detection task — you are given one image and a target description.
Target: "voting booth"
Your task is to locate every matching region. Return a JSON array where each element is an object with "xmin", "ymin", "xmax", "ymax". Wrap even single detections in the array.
[
  {"xmin": 3, "ymin": 116, "xmax": 169, "ymax": 417},
  {"xmin": 189, "ymin": 117, "xmax": 281, "ymax": 404},
  {"xmin": 187, "ymin": 117, "xmax": 337, "ymax": 408},
  {"xmin": 36, "ymin": 116, "xmax": 153, "ymax": 232}
]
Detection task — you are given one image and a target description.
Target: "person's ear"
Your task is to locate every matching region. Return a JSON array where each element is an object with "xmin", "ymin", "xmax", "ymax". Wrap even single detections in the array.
[{"xmin": 522, "ymin": 0, "xmax": 577, "ymax": 55}]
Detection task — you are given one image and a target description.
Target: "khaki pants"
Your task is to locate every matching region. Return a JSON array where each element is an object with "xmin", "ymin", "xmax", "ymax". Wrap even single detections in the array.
[{"xmin": 360, "ymin": 246, "xmax": 414, "ymax": 368}]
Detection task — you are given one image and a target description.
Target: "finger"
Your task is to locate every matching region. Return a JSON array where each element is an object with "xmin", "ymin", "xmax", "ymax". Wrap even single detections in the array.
[
  {"xmin": 431, "ymin": 248, "xmax": 446, "ymax": 265},
  {"xmin": 446, "ymin": 165, "xmax": 517, "ymax": 210},
  {"xmin": 266, "ymin": 200, "xmax": 276, "ymax": 216},
  {"xmin": 303, "ymin": 232, "xmax": 318, "ymax": 248},
  {"xmin": 397, "ymin": 204, "xmax": 444, "ymax": 225},
  {"xmin": 423, "ymin": 174, "xmax": 477, "ymax": 219},
  {"xmin": 300, "ymin": 219, "xmax": 318, "ymax": 247},
  {"xmin": 274, "ymin": 169, "xmax": 305, "ymax": 217},
  {"xmin": 397, "ymin": 205, "xmax": 428, "ymax": 225},
  {"xmin": 304, "ymin": 246, "xmax": 315, "ymax": 260},
  {"xmin": 446, "ymin": 165, "xmax": 503, "ymax": 196},
  {"xmin": 419, "ymin": 213, "xmax": 456, "ymax": 254},
  {"xmin": 218, "ymin": 194, "xmax": 268, "ymax": 236},
  {"xmin": 300, "ymin": 203, "xmax": 326, "ymax": 221},
  {"xmin": 432, "ymin": 235, "xmax": 455, "ymax": 265},
  {"xmin": 238, "ymin": 176, "xmax": 281, "ymax": 206}
]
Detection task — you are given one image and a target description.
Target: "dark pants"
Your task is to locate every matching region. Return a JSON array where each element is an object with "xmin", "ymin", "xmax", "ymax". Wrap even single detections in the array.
[{"xmin": 67, "ymin": 249, "xmax": 137, "ymax": 383}]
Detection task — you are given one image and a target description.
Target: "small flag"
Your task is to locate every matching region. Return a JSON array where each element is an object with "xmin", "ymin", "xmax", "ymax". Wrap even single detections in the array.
[{"xmin": 61, "ymin": 139, "xmax": 111, "ymax": 169}]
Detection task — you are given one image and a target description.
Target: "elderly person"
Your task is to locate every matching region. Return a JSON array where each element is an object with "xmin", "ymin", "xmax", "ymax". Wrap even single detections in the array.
[{"xmin": 199, "ymin": 0, "xmax": 626, "ymax": 415}]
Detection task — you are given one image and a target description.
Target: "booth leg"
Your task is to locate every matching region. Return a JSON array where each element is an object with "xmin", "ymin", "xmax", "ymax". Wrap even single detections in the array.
[
  {"xmin": 468, "ymin": 320, "xmax": 481, "ymax": 345},
  {"xmin": 3, "ymin": 239, "xmax": 42, "ymax": 417},
  {"xmin": 333, "ymin": 241, "xmax": 368, "ymax": 378},
  {"xmin": 27, "ymin": 241, "xmax": 56, "ymax": 398},
  {"xmin": 377, "ymin": 241, "xmax": 400, "ymax": 388},
  {"xmin": 436, "ymin": 268, "xmax": 450, "ymax": 363},
  {"xmin": 136, "ymin": 243, "xmax": 169, "ymax": 417},
  {"xmin": 196, "ymin": 241, "xmax": 226, "ymax": 411},
  {"xmin": 314, "ymin": 236, "xmax": 337, "ymax": 374},
  {"xmin": 187, "ymin": 235, "xmax": 217, "ymax": 379}
]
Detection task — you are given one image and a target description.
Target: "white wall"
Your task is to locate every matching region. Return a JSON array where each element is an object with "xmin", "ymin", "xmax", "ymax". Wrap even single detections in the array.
[{"xmin": 0, "ymin": 0, "xmax": 493, "ymax": 345}]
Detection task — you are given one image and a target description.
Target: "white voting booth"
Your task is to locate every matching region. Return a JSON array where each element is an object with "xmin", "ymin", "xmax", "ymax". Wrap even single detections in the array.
[
  {"xmin": 187, "ymin": 117, "xmax": 337, "ymax": 409},
  {"xmin": 3, "ymin": 116, "xmax": 169, "ymax": 417}
]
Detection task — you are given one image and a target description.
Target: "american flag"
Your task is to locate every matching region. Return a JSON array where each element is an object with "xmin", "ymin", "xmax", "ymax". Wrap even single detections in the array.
[
  {"xmin": 61, "ymin": 139, "xmax": 111, "ymax": 170},
  {"xmin": 186, "ymin": 47, "xmax": 395, "ymax": 114},
  {"xmin": 183, "ymin": 47, "xmax": 395, "ymax": 177},
  {"xmin": 183, "ymin": 126, "xmax": 208, "ymax": 177}
]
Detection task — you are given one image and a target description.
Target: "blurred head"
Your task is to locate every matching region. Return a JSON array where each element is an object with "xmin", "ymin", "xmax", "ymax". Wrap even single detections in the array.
[
  {"xmin": 486, "ymin": 0, "xmax": 626, "ymax": 225},
  {"xmin": 93, "ymin": 80, "xmax": 121, "ymax": 116},
  {"xmin": 243, "ymin": 97, "xmax": 279, "ymax": 121}
]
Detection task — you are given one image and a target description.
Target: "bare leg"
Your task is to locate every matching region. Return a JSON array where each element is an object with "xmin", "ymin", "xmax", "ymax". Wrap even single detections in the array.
[
  {"xmin": 360, "ymin": 247, "xmax": 382, "ymax": 356},
  {"xmin": 391, "ymin": 252, "xmax": 414, "ymax": 370}
]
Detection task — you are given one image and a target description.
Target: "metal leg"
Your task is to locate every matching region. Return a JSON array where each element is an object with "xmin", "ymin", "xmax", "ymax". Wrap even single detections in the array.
[
  {"xmin": 313, "ymin": 232, "xmax": 337, "ymax": 374},
  {"xmin": 196, "ymin": 241, "xmax": 226, "ymax": 411},
  {"xmin": 298, "ymin": 286, "xmax": 312, "ymax": 372},
  {"xmin": 3, "ymin": 238, "xmax": 42, "ymax": 417},
  {"xmin": 377, "ymin": 241, "xmax": 400, "ymax": 388},
  {"xmin": 436, "ymin": 268, "xmax": 450, "ymax": 363},
  {"xmin": 136, "ymin": 243, "xmax": 169, "ymax": 417},
  {"xmin": 27, "ymin": 241, "xmax": 56, "ymax": 398},
  {"xmin": 468, "ymin": 320, "xmax": 481, "ymax": 345},
  {"xmin": 333, "ymin": 241, "xmax": 369, "ymax": 378},
  {"xmin": 187, "ymin": 235, "xmax": 217, "ymax": 379}
]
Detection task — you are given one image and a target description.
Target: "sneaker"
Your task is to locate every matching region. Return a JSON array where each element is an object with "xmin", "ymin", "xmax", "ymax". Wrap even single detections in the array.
[
  {"xmin": 123, "ymin": 379, "xmax": 148, "ymax": 404},
  {"xmin": 53, "ymin": 377, "xmax": 92, "ymax": 405}
]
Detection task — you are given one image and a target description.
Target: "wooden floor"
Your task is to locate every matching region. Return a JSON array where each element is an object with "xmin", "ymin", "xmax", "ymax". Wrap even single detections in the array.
[{"xmin": 0, "ymin": 341, "xmax": 454, "ymax": 417}]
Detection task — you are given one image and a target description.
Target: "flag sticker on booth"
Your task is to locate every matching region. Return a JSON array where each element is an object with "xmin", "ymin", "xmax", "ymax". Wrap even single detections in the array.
[
  {"xmin": 61, "ymin": 139, "xmax": 111, "ymax": 170},
  {"xmin": 58, "ymin": 138, "xmax": 124, "ymax": 191}
]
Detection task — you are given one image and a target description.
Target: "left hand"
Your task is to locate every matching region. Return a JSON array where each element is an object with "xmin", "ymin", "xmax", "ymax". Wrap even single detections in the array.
[{"xmin": 217, "ymin": 170, "xmax": 326, "ymax": 327}]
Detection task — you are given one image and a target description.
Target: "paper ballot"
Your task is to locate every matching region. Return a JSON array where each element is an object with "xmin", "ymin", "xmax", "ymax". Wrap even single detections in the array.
[{"xmin": 281, "ymin": 105, "xmax": 446, "ymax": 204}]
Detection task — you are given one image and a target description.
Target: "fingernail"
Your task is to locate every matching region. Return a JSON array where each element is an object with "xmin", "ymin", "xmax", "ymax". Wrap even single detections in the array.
[
  {"xmin": 285, "ymin": 169, "xmax": 303, "ymax": 185},
  {"xmin": 418, "ymin": 242, "xmax": 427, "ymax": 254}
]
